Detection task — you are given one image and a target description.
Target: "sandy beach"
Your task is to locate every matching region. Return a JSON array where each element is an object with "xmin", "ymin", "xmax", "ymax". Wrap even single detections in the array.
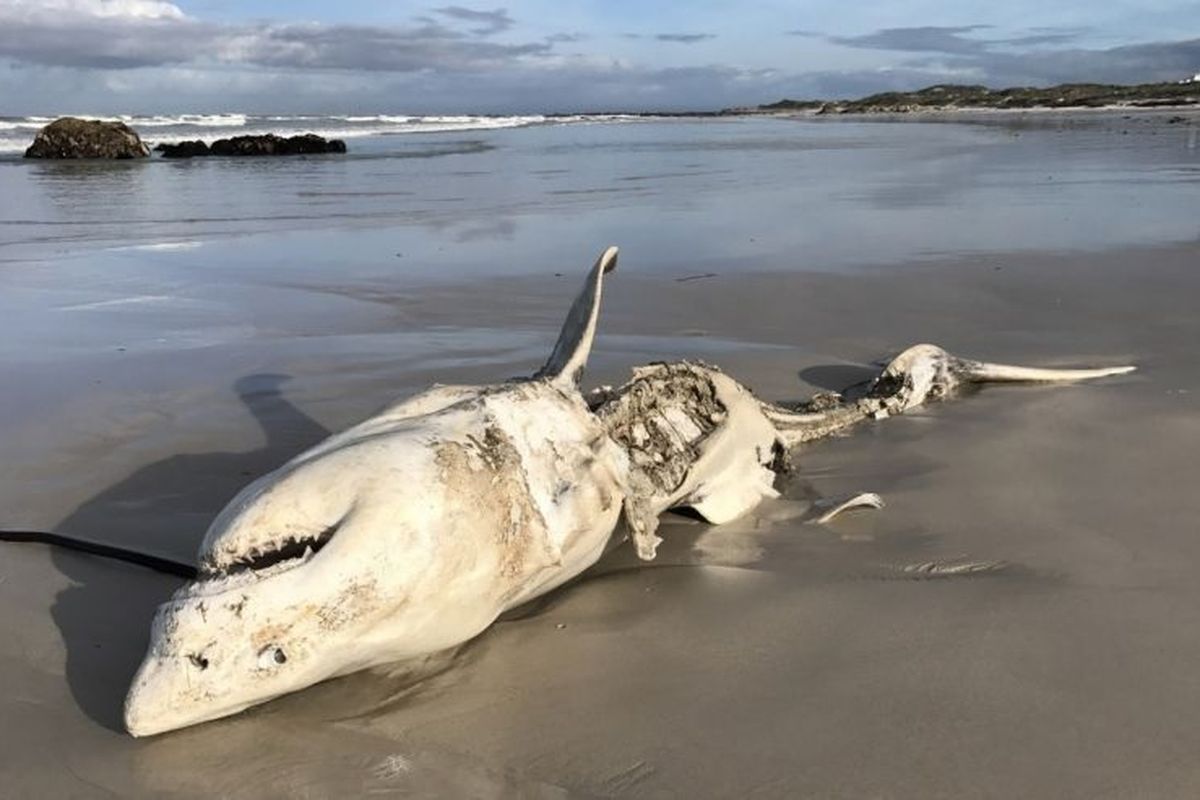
[{"xmin": 1, "ymin": 111, "xmax": 1199, "ymax": 797}]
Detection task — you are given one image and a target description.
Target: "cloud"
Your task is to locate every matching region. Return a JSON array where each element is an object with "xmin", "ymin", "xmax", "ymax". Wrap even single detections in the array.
[
  {"xmin": 818, "ymin": 25, "xmax": 1199, "ymax": 89},
  {"xmin": 2, "ymin": 35, "xmax": 1197, "ymax": 116},
  {"xmin": 791, "ymin": 24, "xmax": 1088, "ymax": 53},
  {"xmin": 19, "ymin": 0, "xmax": 185, "ymax": 20},
  {"xmin": 0, "ymin": 2, "xmax": 1196, "ymax": 114},
  {"xmin": 995, "ymin": 31, "xmax": 1087, "ymax": 47},
  {"xmin": 0, "ymin": 58, "xmax": 813, "ymax": 114},
  {"xmin": 431, "ymin": 6, "xmax": 514, "ymax": 36},
  {"xmin": 0, "ymin": 0, "xmax": 551, "ymax": 71},
  {"xmin": 655, "ymin": 33, "xmax": 716, "ymax": 44},
  {"xmin": 217, "ymin": 24, "xmax": 551, "ymax": 72},
  {"xmin": 824, "ymin": 24, "xmax": 1096, "ymax": 57},
  {"xmin": 830, "ymin": 25, "xmax": 992, "ymax": 55},
  {"xmin": 967, "ymin": 37, "xmax": 1200, "ymax": 86}
]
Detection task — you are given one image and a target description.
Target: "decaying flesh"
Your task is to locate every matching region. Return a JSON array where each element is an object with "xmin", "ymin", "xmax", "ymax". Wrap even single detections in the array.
[
  {"xmin": 125, "ymin": 245, "xmax": 1135, "ymax": 737},
  {"xmin": 588, "ymin": 346, "xmax": 1134, "ymax": 558},
  {"xmin": 590, "ymin": 362, "xmax": 786, "ymax": 559}
]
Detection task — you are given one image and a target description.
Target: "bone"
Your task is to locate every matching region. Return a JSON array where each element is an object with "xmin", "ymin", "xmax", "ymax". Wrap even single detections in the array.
[
  {"xmin": 894, "ymin": 559, "xmax": 1010, "ymax": 579},
  {"xmin": 759, "ymin": 343, "xmax": 1136, "ymax": 445},
  {"xmin": 959, "ymin": 361, "xmax": 1137, "ymax": 382},
  {"xmin": 813, "ymin": 493, "xmax": 885, "ymax": 525}
]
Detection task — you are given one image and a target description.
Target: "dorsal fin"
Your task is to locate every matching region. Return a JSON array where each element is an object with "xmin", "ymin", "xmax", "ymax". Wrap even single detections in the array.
[{"xmin": 536, "ymin": 246, "xmax": 619, "ymax": 389}]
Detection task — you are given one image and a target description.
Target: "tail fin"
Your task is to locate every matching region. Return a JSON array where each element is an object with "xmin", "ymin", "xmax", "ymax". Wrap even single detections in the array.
[
  {"xmin": 536, "ymin": 246, "xmax": 619, "ymax": 390},
  {"xmin": 960, "ymin": 361, "xmax": 1136, "ymax": 382}
]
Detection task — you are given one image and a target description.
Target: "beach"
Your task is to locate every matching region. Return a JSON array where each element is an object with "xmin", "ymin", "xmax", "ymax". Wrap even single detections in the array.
[{"xmin": 1, "ymin": 111, "xmax": 1199, "ymax": 797}]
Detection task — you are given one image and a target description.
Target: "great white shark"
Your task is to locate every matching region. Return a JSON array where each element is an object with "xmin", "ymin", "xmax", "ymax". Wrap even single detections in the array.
[{"xmin": 124, "ymin": 247, "xmax": 1134, "ymax": 736}]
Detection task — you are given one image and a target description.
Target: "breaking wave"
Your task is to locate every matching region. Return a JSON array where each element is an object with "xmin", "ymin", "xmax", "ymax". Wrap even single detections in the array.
[{"xmin": 0, "ymin": 113, "xmax": 641, "ymax": 154}]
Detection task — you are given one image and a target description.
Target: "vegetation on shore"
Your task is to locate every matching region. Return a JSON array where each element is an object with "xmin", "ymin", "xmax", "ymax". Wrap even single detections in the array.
[{"xmin": 758, "ymin": 81, "xmax": 1200, "ymax": 114}]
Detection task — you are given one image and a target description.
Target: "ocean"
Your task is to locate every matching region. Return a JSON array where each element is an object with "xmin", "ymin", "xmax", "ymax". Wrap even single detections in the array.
[{"xmin": 2, "ymin": 111, "xmax": 1197, "ymax": 271}]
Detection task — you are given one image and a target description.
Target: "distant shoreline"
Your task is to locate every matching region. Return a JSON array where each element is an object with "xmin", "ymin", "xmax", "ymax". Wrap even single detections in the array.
[
  {"xmin": 556, "ymin": 80, "xmax": 1200, "ymax": 118},
  {"xmin": 549, "ymin": 105, "xmax": 1199, "ymax": 121},
  {"xmin": 739, "ymin": 80, "xmax": 1200, "ymax": 116}
]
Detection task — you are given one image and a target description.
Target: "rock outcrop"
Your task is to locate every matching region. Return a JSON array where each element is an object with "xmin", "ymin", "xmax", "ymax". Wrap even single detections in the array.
[
  {"xmin": 154, "ymin": 140, "xmax": 210, "ymax": 158},
  {"xmin": 208, "ymin": 133, "xmax": 347, "ymax": 156},
  {"xmin": 151, "ymin": 133, "xmax": 346, "ymax": 158},
  {"xmin": 24, "ymin": 117, "xmax": 151, "ymax": 159}
]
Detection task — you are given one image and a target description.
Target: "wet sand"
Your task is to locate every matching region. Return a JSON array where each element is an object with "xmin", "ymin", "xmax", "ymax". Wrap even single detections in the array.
[{"xmin": 2, "ymin": 236, "xmax": 1198, "ymax": 797}]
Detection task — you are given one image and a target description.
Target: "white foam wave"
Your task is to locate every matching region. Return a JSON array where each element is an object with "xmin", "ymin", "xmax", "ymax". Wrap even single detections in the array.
[
  {"xmin": 1, "ymin": 113, "xmax": 247, "ymax": 129},
  {"xmin": 0, "ymin": 135, "xmax": 33, "ymax": 153},
  {"xmin": 0, "ymin": 113, "xmax": 637, "ymax": 153},
  {"xmin": 118, "ymin": 113, "xmax": 250, "ymax": 128}
]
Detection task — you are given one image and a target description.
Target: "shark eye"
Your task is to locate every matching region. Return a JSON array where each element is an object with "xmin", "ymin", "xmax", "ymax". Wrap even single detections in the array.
[{"xmin": 257, "ymin": 645, "xmax": 288, "ymax": 669}]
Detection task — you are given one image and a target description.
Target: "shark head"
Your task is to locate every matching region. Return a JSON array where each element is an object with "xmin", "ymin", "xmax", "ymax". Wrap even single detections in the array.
[
  {"xmin": 123, "ymin": 428, "xmax": 446, "ymax": 737},
  {"xmin": 872, "ymin": 343, "xmax": 1136, "ymax": 413},
  {"xmin": 124, "ymin": 246, "xmax": 624, "ymax": 737},
  {"xmin": 871, "ymin": 344, "xmax": 959, "ymax": 411}
]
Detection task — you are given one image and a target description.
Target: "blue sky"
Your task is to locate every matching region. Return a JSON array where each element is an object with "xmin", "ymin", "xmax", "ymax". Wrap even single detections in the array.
[{"xmin": 0, "ymin": 0, "xmax": 1196, "ymax": 113}]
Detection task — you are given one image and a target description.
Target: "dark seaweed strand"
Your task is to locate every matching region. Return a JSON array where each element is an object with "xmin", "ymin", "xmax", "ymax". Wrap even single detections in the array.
[{"xmin": 0, "ymin": 529, "xmax": 197, "ymax": 579}]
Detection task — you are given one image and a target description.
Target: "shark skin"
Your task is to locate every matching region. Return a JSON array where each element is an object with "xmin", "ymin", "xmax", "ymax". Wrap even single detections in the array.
[{"xmin": 124, "ymin": 246, "xmax": 1136, "ymax": 737}]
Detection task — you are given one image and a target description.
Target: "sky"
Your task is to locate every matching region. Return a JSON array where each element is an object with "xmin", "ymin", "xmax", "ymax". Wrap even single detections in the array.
[{"xmin": 0, "ymin": 0, "xmax": 1197, "ymax": 114}]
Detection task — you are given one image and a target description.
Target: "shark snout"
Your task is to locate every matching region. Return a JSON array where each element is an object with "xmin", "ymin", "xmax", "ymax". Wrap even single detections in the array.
[
  {"xmin": 124, "ymin": 617, "xmax": 233, "ymax": 737},
  {"xmin": 123, "ymin": 592, "xmax": 262, "ymax": 736},
  {"xmin": 123, "ymin": 564, "xmax": 353, "ymax": 736},
  {"xmin": 124, "ymin": 656, "xmax": 176, "ymax": 738}
]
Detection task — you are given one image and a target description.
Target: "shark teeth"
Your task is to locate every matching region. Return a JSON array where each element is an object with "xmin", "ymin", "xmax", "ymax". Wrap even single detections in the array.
[
  {"xmin": 224, "ymin": 528, "xmax": 334, "ymax": 574},
  {"xmin": 178, "ymin": 546, "xmax": 323, "ymax": 600},
  {"xmin": 192, "ymin": 525, "xmax": 340, "ymax": 591}
]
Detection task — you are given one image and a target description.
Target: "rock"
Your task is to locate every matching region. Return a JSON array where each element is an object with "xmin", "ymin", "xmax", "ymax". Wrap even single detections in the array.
[
  {"xmin": 208, "ymin": 133, "xmax": 346, "ymax": 156},
  {"xmin": 24, "ymin": 117, "xmax": 150, "ymax": 159},
  {"xmin": 209, "ymin": 135, "xmax": 277, "ymax": 157},
  {"xmin": 285, "ymin": 133, "xmax": 347, "ymax": 154},
  {"xmin": 154, "ymin": 140, "xmax": 210, "ymax": 158}
]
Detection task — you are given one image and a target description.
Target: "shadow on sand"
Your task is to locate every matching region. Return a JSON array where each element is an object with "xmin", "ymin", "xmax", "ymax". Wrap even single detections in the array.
[
  {"xmin": 48, "ymin": 374, "xmax": 330, "ymax": 731},
  {"xmin": 798, "ymin": 363, "xmax": 880, "ymax": 393}
]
